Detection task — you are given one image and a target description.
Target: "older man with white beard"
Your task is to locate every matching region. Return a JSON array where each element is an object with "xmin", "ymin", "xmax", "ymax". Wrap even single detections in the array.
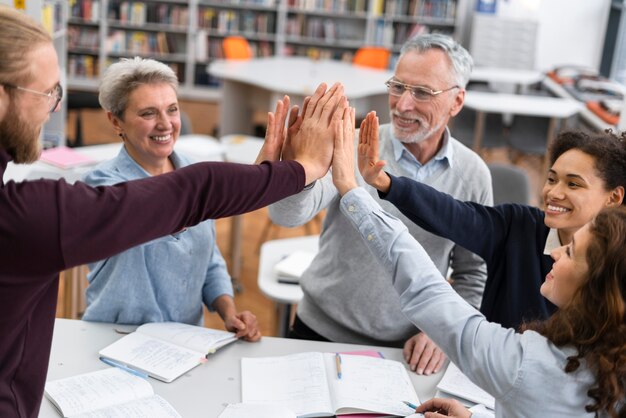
[{"xmin": 269, "ymin": 33, "xmax": 493, "ymax": 376}]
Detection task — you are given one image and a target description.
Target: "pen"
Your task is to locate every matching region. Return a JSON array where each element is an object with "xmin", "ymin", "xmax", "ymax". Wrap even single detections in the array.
[
  {"xmin": 403, "ymin": 400, "xmax": 418, "ymax": 410},
  {"xmin": 100, "ymin": 357, "xmax": 148, "ymax": 379},
  {"xmin": 335, "ymin": 353, "xmax": 342, "ymax": 380}
]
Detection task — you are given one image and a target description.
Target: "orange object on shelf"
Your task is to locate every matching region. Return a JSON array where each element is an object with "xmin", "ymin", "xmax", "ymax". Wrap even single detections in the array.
[{"xmin": 586, "ymin": 101, "xmax": 619, "ymax": 125}]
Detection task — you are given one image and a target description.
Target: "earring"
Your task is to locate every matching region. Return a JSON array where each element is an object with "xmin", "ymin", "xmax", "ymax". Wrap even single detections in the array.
[{"xmin": 118, "ymin": 133, "xmax": 125, "ymax": 139}]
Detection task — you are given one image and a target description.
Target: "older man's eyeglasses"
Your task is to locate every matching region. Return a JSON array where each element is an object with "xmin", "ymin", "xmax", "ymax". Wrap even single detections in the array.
[
  {"xmin": 385, "ymin": 79, "xmax": 459, "ymax": 102},
  {"xmin": 1, "ymin": 82, "xmax": 63, "ymax": 113}
]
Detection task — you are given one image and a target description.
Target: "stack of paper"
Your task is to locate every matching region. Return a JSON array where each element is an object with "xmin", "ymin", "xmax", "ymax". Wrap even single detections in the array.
[
  {"xmin": 274, "ymin": 251, "xmax": 316, "ymax": 284},
  {"xmin": 435, "ymin": 362, "xmax": 495, "ymax": 410},
  {"xmin": 39, "ymin": 147, "xmax": 96, "ymax": 169}
]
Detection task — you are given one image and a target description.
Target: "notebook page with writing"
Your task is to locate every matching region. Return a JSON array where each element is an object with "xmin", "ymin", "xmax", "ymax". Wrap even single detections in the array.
[
  {"xmin": 136, "ymin": 322, "xmax": 236, "ymax": 354},
  {"xmin": 99, "ymin": 332, "xmax": 204, "ymax": 383},
  {"xmin": 326, "ymin": 354, "xmax": 419, "ymax": 416},
  {"xmin": 242, "ymin": 352, "xmax": 419, "ymax": 417},
  {"xmin": 436, "ymin": 362, "xmax": 495, "ymax": 410},
  {"xmin": 73, "ymin": 395, "xmax": 181, "ymax": 418},
  {"xmin": 242, "ymin": 352, "xmax": 334, "ymax": 417},
  {"xmin": 45, "ymin": 368, "xmax": 153, "ymax": 416}
]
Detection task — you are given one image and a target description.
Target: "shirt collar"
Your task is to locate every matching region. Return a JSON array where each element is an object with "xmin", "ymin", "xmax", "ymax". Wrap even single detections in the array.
[
  {"xmin": 543, "ymin": 228, "xmax": 562, "ymax": 255},
  {"xmin": 390, "ymin": 127, "xmax": 454, "ymax": 167},
  {"xmin": 117, "ymin": 146, "xmax": 184, "ymax": 177}
]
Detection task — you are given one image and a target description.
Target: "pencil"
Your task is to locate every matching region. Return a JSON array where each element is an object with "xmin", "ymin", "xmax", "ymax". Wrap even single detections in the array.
[
  {"xmin": 403, "ymin": 400, "xmax": 418, "ymax": 410},
  {"xmin": 335, "ymin": 353, "xmax": 342, "ymax": 379}
]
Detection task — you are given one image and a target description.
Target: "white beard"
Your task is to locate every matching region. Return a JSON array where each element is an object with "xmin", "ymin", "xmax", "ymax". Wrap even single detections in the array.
[{"xmin": 390, "ymin": 111, "xmax": 444, "ymax": 145}]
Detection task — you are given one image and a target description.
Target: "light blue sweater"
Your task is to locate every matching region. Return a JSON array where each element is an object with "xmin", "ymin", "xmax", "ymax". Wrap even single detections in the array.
[
  {"xmin": 81, "ymin": 147, "xmax": 233, "ymax": 325},
  {"xmin": 341, "ymin": 187, "xmax": 598, "ymax": 417}
]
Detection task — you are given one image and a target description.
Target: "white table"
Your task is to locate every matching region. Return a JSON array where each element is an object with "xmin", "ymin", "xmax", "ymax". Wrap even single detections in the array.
[
  {"xmin": 38, "ymin": 318, "xmax": 443, "ymax": 417},
  {"xmin": 463, "ymin": 90, "xmax": 583, "ymax": 152},
  {"xmin": 470, "ymin": 67, "xmax": 544, "ymax": 89},
  {"xmin": 208, "ymin": 56, "xmax": 393, "ymax": 136},
  {"xmin": 258, "ymin": 235, "xmax": 319, "ymax": 337}
]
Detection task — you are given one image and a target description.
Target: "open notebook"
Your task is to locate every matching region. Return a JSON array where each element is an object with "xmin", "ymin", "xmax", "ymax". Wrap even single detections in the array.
[
  {"xmin": 242, "ymin": 352, "xmax": 419, "ymax": 417},
  {"xmin": 99, "ymin": 322, "xmax": 236, "ymax": 383},
  {"xmin": 45, "ymin": 368, "xmax": 180, "ymax": 417}
]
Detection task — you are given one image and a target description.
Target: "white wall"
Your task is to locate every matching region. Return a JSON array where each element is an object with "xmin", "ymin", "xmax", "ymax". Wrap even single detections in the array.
[
  {"xmin": 534, "ymin": 0, "xmax": 611, "ymax": 72},
  {"xmin": 477, "ymin": 0, "xmax": 612, "ymax": 72}
]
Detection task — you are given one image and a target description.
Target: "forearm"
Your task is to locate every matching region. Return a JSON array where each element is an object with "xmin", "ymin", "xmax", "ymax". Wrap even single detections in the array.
[
  {"xmin": 211, "ymin": 294, "xmax": 238, "ymax": 320},
  {"xmin": 269, "ymin": 172, "xmax": 337, "ymax": 227},
  {"xmin": 1, "ymin": 160, "xmax": 305, "ymax": 275}
]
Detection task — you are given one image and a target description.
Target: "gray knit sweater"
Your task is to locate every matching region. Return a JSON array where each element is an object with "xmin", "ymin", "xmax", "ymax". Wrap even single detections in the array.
[{"xmin": 269, "ymin": 125, "xmax": 493, "ymax": 346}]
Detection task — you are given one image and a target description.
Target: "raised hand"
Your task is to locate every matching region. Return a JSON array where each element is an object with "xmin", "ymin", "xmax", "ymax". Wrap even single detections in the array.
[
  {"xmin": 255, "ymin": 95, "xmax": 291, "ymax": 164},
  {"xmin": 331, "ymin": 106, "xmax": 357, "ymax": 196},
  {"xmin": 281, "ymin": 96, "xmax": 310, "ymax": 162},
  {"xmin": 357, "ymin": 111, "xmax": 390, "ymax": 193},
  {"xmin": 289, "ymin": 82, "xmax": 348, "ymax": 184}
]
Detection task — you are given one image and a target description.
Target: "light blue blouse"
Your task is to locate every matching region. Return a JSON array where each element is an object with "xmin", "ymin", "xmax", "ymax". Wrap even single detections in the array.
[
  {"xmin": 81, "ymin": 147, "xmax": 233, "ymax": 325},
  {"xmin": 340, "ymin": 187, "xmax": 600, "ymax": 417}
]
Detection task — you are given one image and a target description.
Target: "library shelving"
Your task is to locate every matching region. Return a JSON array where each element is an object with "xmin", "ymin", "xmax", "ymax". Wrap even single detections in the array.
[{"xmin": 64, "ymin": 0, "xmax": 469, "ymax": 100}]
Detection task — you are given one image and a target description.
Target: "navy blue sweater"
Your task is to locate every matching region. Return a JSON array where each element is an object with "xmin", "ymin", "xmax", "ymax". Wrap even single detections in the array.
[{"xmin": 383, "ymin": 173, "xmax": 556, "ymax": 329}]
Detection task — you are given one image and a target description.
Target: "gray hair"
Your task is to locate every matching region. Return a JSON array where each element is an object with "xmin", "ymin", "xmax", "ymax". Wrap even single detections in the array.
[
  {"xmin": 99, "ymin": 57, "xmax": 179, "ymax": 119},
  {"xmin": 399, "ymin": 33, "xmax": 473, "ymax": 88}
]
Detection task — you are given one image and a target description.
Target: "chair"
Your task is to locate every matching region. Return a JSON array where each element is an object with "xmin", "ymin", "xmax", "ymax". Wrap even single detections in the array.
[
  {"xmin": 257, "ymin": 235, "xmax": 319, "ymax": 336},
  {"xmin": 488, "ymin": 163, "xmax": 531, "ymax": 205},
  {"xmin": 353, "ymin": 46, "xmax": 391, "ymax": 70},
  {"xmin": 222, "ymin": 36, "xmax": 252, "ymax": 60},
  {"xmin": 506, "ymin": 115, "xmax": 552, "ymax": 163}
]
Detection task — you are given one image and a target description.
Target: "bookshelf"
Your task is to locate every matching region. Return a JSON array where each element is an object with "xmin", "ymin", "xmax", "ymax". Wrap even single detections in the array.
[
  {"xmin": 65, "ymin": 0, "xmax": 468, "ymax": 100},
  {"xmin": 0, "ymin": 0, "xmax": 68, "ymax": 147}
]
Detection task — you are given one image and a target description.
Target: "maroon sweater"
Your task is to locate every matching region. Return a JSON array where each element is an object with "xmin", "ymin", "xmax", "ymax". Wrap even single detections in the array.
[{"xmin": 0, "ymin": 149, "xmax": 305, "ymax": 417}]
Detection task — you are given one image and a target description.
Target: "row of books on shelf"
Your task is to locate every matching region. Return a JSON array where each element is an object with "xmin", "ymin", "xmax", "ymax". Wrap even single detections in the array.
[
  {"xmin": 107, "ymin": 1, "xmax": 189, "ymax": 26},
  {"xmin": 380, "ymin": 0, "xmax": 457, "ymax": 19},
  {"xmin": 68, "ymin": 54, "xmax": 99, "ymax": 79},
  {"xmin": 198, "ymin": 8, "xmax": 276, "ymax": 34},
  {"xmin": 285, "ymin": 15, "xmax": 362, "ymax": 41},
  {"xmin": 42, "ymin": 1, "xmax": 64, "ymax": 35},
  {"xmin": 195, "ymin": 32, "xmax": 274, "ymax": 61},
  {"xmin": 68, "ymin": 26, "xmax": 99, "ymax": 50},
  {"xmin": 70, "ymin": 0, "xmax": 100, "ymax": 22},
  {"xmin": 287, "ymin": 0, "xmax": 368, "ymax": 13},
  {"xmin": 213, "ymin": 0, "xmax": 277, "ymax": 5},
  {"xmin": 284, "ymin": 45, "xmax": 355, "ymax": 61},
  {"xmin": 107, "ymin": 30, "xmax": 186, "ymax": 57}
]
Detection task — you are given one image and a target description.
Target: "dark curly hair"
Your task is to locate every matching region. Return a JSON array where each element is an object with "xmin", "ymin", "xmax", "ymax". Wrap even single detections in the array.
[
  {"xmin": 523, "ymin": 206, "xmax": 626, "ymax": 417},
  {"xmin": 549, "ymin": 130, "xmax": 626, "ymax": 203}
]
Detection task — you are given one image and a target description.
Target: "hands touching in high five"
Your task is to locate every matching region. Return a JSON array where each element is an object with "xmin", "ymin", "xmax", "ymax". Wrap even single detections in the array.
[
  {"xmin": 255, "ymin": 82, "xmax": 349, "ymax": 185},
  {"xmin": 356, "ymin": 111, "xmax": 391, "ymax": 194}
]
